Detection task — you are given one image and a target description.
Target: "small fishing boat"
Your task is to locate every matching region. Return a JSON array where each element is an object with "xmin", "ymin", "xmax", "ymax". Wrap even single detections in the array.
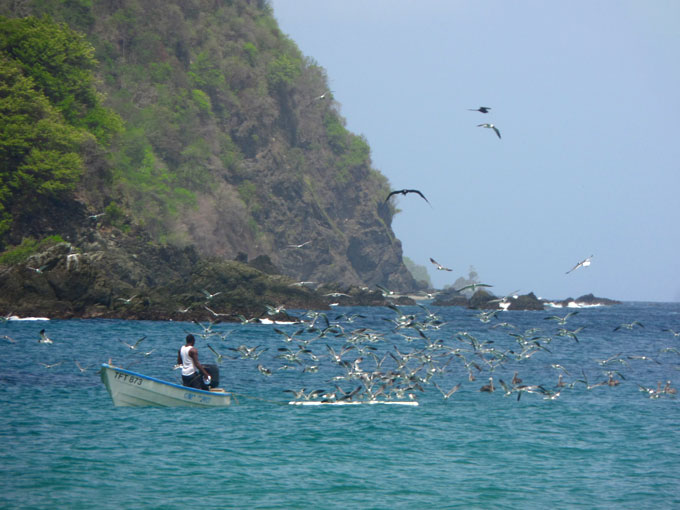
[{"xmin": 100, "ymin": 364, "xmax": 231, "ymax": 407}]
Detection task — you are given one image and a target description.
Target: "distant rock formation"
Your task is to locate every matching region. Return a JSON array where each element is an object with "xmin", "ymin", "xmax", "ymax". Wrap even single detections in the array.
[
  {"xmin": 547, "ymin": 293, "xmax": 621, "ymax": 308},
  {"xmin": 431, "ymin": 289, "xmax": 619, "ymax": 311},
  {"xmin": 431, "ymin": 287, "xmax": 470, "ymax": 307}
]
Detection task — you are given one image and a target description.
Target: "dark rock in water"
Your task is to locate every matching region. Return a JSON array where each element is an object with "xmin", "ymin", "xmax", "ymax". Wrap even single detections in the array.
[
  {"xmin": 468, "ymin": 289, "xmax": 497, "ymax": 309},
  {"xmin": 431, "ymin": 287, "xmax": 469, "ymax": 307},
  {"xmin": 507, "ymin": 292, "xmax": 544, "ymax": 311},
  {"xmin": 553, "ymin": 293, "xmax": 621, "ymax": 307},
  {"xmin": 394, "ymin": 295, "xmax": 416, "ymax": 306},
  {"xmin": 324, "ymin": 286, "xmax": 388, "ymax": 307}
]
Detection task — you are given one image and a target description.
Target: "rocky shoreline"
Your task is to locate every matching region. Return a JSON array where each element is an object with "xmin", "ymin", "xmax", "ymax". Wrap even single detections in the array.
[{"xmin": 0, "ymin": 227, "xmax": 621, "ymax": 321}]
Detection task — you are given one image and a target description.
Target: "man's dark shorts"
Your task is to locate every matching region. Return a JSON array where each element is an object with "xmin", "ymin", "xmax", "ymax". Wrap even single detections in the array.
[{"xmin": 182, "ymin": 372, "xmax": 205, "ymax": 389}]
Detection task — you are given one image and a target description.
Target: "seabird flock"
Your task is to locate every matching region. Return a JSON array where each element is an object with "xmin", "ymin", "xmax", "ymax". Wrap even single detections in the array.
[
  {"xmin": 12, "ymin": 285, "xmax": 676, "ymax": 405},
  {"xmin": 179, "ymin": 301, "xmax": 678, "ymax": 404},
  {"xmin": 6, "ymin": 93, "xmax": 668, "ymax": 407}
]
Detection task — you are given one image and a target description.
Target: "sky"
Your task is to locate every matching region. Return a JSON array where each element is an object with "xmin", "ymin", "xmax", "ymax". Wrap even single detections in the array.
[{"xmin": 269, "ymin": 0, "xmax": 680, "ymax": 302}]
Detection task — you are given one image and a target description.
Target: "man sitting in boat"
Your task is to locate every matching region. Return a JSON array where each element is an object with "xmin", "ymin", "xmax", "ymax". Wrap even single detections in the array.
[{"xmin": 177, "ymin": 334, "xmax": 212, "ymax": 389}]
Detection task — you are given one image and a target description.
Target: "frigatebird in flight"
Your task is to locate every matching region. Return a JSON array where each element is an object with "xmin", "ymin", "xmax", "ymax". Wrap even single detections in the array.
[
  {"xmin": 384, "ymin": 189, "xmax": 431, "ymax": 205},
  {"xmin": 469, "ymin": 106, "xmax": 491, "ymax": 113}
]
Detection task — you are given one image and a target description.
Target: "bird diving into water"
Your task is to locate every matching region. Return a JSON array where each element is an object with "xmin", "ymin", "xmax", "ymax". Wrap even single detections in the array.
[
  {"xmin": 477, "ymin": 123, "xmax": 501, "ymax": 139},
  {"xmin": 469, "ymin": 106, "xmax": 491, "ymax": 113},
  {"xmin": 384, "ymin": 189, "xmax": 431, "ymax": 205}
]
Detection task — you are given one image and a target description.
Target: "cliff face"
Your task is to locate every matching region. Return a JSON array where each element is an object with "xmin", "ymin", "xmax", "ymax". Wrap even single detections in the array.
[{"xmin": 1, "ymin": 0, "xmax": 419, "ymax": 292}]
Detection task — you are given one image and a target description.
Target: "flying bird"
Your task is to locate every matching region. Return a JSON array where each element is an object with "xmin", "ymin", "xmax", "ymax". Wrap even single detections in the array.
[
  {"xmin": 75, "ymin": 360, "xmax": 89, "ymax": 373},
  {"xmin": 454, "ymin": 283, "xmax": 493, "ymax": 293},
  {"xmin": 433, "ymin": 381, "xmax": 462, "ymax": 400},
  {"xmin": 257, "ymin": 364, "xmax": 273, "ymax": 376},
  {"xmin": 202, "ymin": 289, "xmax": 222, "ymax": 300},
  {"xmin": 287, "ymin": 241, "xmax": 312, "ymax": 249},
  {"xmin": 477, "ymin": 123, "xmax": 501, "ymax": 139},
  {"xmin": 384, "ymin": 189, "xmax": 431, "ymax": 205},
  {"xmin": 39, "ymin": 361, "xmax": 63, "ymax": 368},
  {"xmin": 429, "ymin": 258, "xmax": 453, "ymax": 272},
  {"xmin": 207, "ymin": 343, "xmax": 227, "ymax": 363},
  {"xmin": 38, "ymin": 329, "xmax": 53, "ymax": 344},
  {"xmin": 614, "ymin": 321, "xmax": 644, "ymax": 332},
  {"xmin": 120, "ymin": 336, "xmax": 146, "ymax": 350},
  {"xmin": 27, "ymin": 264, "xmax": 49, "ymax": 274},
  {"xmin": 305, "ymin": 90, "xmax": 333, "ymax": 107},
  {"xmin": 544, "ymin": 311, "xmax": 579, "ymax": 325},
  {"xmin": 468, "ymin": 106, "xmax": 491, "ymax": 113},
  {"xmin": 566, "ymin": 255, "xmax": 593, "ymax": 274}
]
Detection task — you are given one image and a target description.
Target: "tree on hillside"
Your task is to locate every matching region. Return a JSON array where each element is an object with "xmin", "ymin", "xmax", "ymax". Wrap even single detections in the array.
[
  {"xmin": 0, "ymin": 59, "xmax": 86, "ymax": 236},
  {"xmin": 0, "ymin": 16, "xmax": 122, "ymax": 241},
  {"xmin": 0, "ymin": 16, "xmax": 122, "ymax": 143}
]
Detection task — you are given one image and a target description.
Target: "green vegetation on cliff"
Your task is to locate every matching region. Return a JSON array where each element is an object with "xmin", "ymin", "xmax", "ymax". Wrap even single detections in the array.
[
  {"xmin": 0, "ymin": 0, "xmax": 419, "ymax": 296},
  {"xmin": 0, "ymin": 16, "xmax": 122, "ymax": 237}
]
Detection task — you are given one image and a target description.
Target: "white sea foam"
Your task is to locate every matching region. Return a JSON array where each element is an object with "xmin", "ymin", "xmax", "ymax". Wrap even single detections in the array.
[
  {"xmin": 258, "ymin": 318, "xmax": 297, "ymax": 325},
  {"xmin": 545, "ymin": 302, "xmax": 604, "ymax": 309}
]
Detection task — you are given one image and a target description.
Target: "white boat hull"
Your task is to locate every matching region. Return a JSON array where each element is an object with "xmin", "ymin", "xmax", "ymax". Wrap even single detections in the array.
[{"xmin": 100, "ymin": 364, "xmax": 231, "ymax": 407}]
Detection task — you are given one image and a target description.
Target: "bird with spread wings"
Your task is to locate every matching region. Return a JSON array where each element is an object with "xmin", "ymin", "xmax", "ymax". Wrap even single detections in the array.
[
  {"xmin": 429, "ymin": 258, "xmax": 453, "ymax": 272},
  {"xmin": 384, "ymin": 189, "xmax": 431, "ymax": 205}
]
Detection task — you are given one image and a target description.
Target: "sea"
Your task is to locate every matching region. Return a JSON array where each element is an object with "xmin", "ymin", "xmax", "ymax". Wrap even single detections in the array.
[{"xmin": 1, "ymin": 301, "xmax": 679, "ymax": 509}]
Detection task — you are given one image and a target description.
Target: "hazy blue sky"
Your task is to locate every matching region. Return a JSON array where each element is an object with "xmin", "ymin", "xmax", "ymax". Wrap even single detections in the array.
[{"xmin": 270, "ymin": 1, "xmax": 680, "ymax": 302}]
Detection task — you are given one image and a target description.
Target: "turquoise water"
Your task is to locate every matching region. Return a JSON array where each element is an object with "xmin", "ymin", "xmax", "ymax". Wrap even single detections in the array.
[{"xmin": 2, "ymin": 302, "xmax": 679, "ymax": 509}]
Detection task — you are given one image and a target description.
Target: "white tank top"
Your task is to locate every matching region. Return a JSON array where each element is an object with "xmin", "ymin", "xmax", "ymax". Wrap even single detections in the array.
[{"xmin": 180, "ymin": 345, "xmax": 196, "ymax": 376}]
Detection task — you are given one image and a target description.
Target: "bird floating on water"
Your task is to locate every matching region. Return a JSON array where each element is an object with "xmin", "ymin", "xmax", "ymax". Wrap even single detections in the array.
[
  {"xmin": 566, "ymin": 255, "xmax": 593, "ymax": 274},
  {"xmin": 477, "ymin": 123, "xmax": 501, "ymax": 139},
  {"xmin": 384, "ymin": 189, "xmax": 431, "ymax": 205},
  {"xmin": 480, "ymin": 377, "xmax": 495, "ymax": 392}
]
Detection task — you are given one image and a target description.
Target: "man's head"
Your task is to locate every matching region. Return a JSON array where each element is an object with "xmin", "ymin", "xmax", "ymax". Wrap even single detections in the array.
[{"xmin": 185, "ymin": 334, "xmax": 195, "ymax": 345}]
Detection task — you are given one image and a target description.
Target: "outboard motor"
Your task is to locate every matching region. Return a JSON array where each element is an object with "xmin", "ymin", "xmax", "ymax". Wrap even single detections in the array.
[{"xmin": 203, "ymin": 364, "xmax": 220, "ymax": 388}]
